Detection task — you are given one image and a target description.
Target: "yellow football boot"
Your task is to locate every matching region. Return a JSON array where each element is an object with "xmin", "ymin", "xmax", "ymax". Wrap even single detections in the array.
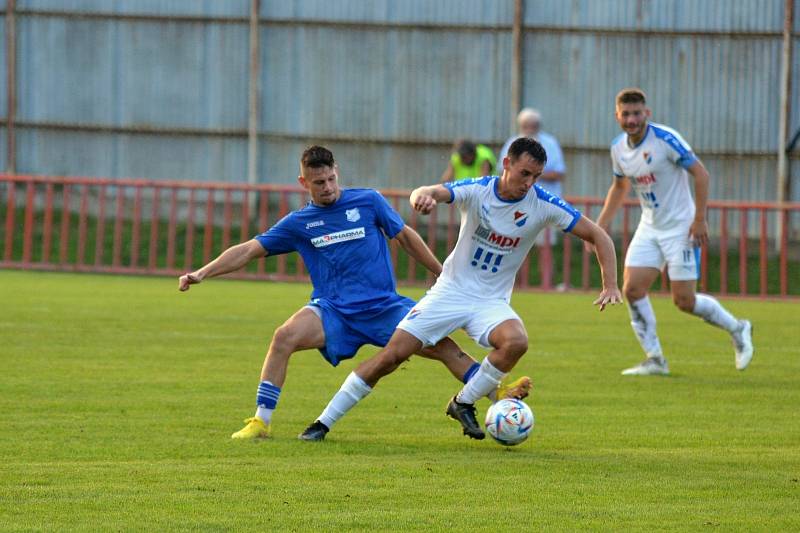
[
  {"xmin": 231, "ymin": 417, "xmax": 271, "ymax": 439},
  {"xmin": 496, "ymin": 376, "xmax": 532, "ymax": 400}
]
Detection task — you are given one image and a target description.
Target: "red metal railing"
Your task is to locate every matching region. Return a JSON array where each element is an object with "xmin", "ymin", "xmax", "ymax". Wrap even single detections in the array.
[{"xmin": 1, "ymin": 173, "xmax": 798, "ymax": 297}]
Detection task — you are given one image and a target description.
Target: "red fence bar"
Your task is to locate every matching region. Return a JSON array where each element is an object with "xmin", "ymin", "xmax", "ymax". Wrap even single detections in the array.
[
  {"xmin": 719, "ymin": 207, "xmax": 728, "ymax": 295},
  {"xmin": 76, "ymin": 184, "xmax": 89, "ymax": 265},
  {"xmin": 58, "ymin": 184, "xmax": 71, "ymax": 264},
  {"xmin": 203, "ymin": 189, "xmax": 214, "ymax": 264},
  {"xmin": 42, "ymin": 183, "xmax": 53, "ymax": 263},
  {"xmin": 112, "ymin": 186, "xmax": 125, "ymax": 267},
  {"xmin": 739, "ymin": 209, "xmax": 748, "ymax": 295},
  {"xmin": 22, "ymin": 181, "xmax": 35, "ymax": 264},
  {"xmin": 407, "ymin": 207, "xmax": 419, "ymax": 283},
  {"xmin": 239, "ymin": 190, "xmax": 250, "ymax": 243},
  {"xmin": 166, "ymin": 187, "xmax": 178, "ymax": 270},
  {"xmin": 222, "ymin": 188, "xmax": 232, "ymax": 250},
  {"xmin": 148, "ymin": 187, "xmax": 160, "ymax": 270},
  {"xmin": 257, "ymin": 190, "xmax": 268, "ymax": 275},
  {"xmin": 1, "ymin": 174, "xmax": 798, "ymax": 299},
  {"xmin": 131, "ymin": 185, "xmax": 143, "ymax": 267},
  {"xmin": 3, "ymin": 182, "xmax": 15, "ymax": 261},
  {"xmin": 389, "ymin": 195, "xmax": 400, "ymax": 277},
  {"xmin": 759, "ymin": 208, "xmax": 768, "ymax": 297},
  {"xmin": 94, "ymin": 185, "xmax": 106, "ymax": 266},
  {"xmin": 183, "ymin": 188, "xmax": 196, "ymax": 271},
  {"xmin": 780, "ymin": 210, "xmax": 788, "ymax": 296},
  {"xmin": 277, "ymin": 191, "xmax": 288, "ymax": 277}
]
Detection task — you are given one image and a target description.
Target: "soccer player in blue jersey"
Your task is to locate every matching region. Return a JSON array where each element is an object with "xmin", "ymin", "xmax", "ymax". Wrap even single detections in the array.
[
  {"xmin": 300, "ymin": 138, "xmax": 622, "ymax": 441},
  {"xmin": 178, "ymin": 146, "xmax": 530, "ymax": 439},
  {"xmin": 594, "ymin": 88, "xmax": 753, "ymax": 375}
]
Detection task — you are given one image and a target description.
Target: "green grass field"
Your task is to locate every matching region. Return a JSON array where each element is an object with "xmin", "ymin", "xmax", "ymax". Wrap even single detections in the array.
[{"xmin": 1, "ymin": 270, "xmax": 798, "ymax": 531}]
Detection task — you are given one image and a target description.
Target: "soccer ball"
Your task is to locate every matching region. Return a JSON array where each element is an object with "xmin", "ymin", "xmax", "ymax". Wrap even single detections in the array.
[{"xmin": 484, "ymin": 398, "xmax": 534, "ymax": 446}]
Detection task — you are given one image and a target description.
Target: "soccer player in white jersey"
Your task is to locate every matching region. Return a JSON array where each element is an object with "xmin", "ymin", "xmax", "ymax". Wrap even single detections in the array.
[
  {"xmin": 594, "ymin": 87, "xmax": 753, "ymax": 376},
  {"xmin": 299, "ymin": 138, "xmax": 622, "ymax": 441},
  {"xmin": 178, "ymin": 146, "xmax": 531, "ymax": 440}
]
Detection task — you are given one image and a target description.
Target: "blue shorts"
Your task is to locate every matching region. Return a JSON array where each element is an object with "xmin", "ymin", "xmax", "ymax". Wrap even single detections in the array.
[{"xmin": 308, "ymin": 295, "xmax": 416, "ymax": 366}]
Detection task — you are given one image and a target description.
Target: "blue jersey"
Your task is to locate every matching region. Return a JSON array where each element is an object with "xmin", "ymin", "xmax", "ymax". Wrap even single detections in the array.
[{"xmin": 254, "ymin": 188, "xmax": 406, "ymax": 314}]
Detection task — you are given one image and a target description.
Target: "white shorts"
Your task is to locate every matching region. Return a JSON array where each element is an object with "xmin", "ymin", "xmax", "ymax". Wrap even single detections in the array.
[
  {"xmin": 624, "ymin": 224, "xmax": 699, "ymax": 281},
  {"xmin": 396, "ymin": 290, "xmax": 522, "ymax": 349}
]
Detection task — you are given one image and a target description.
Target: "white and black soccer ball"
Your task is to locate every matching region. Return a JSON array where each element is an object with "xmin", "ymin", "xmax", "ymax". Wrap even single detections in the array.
[{"xmin": 484, "ymin": 398, "xmax": 534, "ymax": 446}]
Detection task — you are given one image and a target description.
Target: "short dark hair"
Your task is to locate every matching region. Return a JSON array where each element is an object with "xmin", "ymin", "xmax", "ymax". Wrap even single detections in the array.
[
  {"xmin": 454, "ymin": 139, "xmax": 477, "ymax": 158},
  {"xmin": 615, "ymin": 87, "xmax": 647, "ymax": 106},
  {"xmin": 301, "ymin": 145, "xmax": 335, "ymax": 170},
  {"xmin": 507, "ymin": 136, "xmax": 547, "ymax": 165}
]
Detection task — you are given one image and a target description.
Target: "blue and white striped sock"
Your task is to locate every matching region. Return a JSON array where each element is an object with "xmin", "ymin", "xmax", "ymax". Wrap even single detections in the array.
[{"xmin": 254, "ymin": 380, "xmax": 281, "ymax": 424}]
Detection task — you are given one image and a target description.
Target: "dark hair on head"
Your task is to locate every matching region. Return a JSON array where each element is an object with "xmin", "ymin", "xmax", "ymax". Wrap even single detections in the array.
[
  {"xmin": 615, "ymin": 87, "xmax": 647, "ymax": 106},
  {"xmin": 454, "ymin": 139, "xmax": 477, "ymax": 158},
  {"xmin": 508, "ymin": 136, "xmax": 547, "ymax": 165},
  {"xmin": 301, "ymin": 145, "xmax": 335, "ymax": 169}
]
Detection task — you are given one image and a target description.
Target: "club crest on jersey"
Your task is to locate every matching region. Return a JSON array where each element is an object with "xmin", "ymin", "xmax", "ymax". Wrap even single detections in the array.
[
  {"xmin": 406, "ymin": 308, "xmax": 421, "ymax": 320},
  {"xmin": 514, "ymin": 210, "xmax": 528, "ymax": 227},
  {"xmin": 643, "ymin": 152, "xmax": 652, "ymax": 164},
  {"xmin": 345, "ymin": 208, "xmax": 361, "ymax": 222}
]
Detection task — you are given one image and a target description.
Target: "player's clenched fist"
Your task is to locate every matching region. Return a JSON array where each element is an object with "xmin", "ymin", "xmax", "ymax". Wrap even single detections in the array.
[{"xmin": 178, "ymin": 273, "xmax": 201, "ymax": 291}]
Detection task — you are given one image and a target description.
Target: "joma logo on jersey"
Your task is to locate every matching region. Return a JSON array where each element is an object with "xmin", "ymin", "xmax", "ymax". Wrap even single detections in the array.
[
  {"xmin": 634, "ymin": 173, "xmax": 656, "ymax": 185},
  {"xmin": 310, "ymin": 227, "xmax": 366, "ymax": 248},
  {"xmin": 305, "ymin": 220, "xmax": 325, "ymax": 229}
]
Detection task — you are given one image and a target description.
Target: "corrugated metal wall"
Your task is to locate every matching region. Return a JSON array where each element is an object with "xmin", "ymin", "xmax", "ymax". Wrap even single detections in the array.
[{"xmin": 2, "ymin": 0, "xmax": 799, "ymax": 202}]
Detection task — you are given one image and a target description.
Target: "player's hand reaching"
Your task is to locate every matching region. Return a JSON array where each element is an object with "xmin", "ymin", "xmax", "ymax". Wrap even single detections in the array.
[
  {"xmin": 593, "ymin": 287, "xmax": 623, "ymax": 311},
  {"xmin": 178, "ymin": 272, "xmax": 202, "ymax": 291}
]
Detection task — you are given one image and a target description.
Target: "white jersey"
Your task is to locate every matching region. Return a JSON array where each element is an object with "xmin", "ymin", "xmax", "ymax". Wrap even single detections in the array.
[
  {"xmin": 610, "ymin": 122, "xmax": 699, "ymax": 231},
  {"xmin": 431, "ymin": 176, "xmax": 581, "ymax": 303}
]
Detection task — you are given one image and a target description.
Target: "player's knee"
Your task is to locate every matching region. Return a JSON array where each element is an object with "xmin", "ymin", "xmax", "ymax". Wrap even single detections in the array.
[
  {"xmin": 624, "ymin": 285, "xmax": 646, "ymax": 302},
  {"xmin": 501, "ymin": 334, "xmax": 529, "ymax": 358},
  {"xmin": 271, "ymin": 323, "xmax": 302, "ymax": 353}
]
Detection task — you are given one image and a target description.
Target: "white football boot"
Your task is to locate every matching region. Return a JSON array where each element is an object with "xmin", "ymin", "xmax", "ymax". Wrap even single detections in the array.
[{"xmin": 621, "ymin": 356, "xmax": 670, "ymax": 376}]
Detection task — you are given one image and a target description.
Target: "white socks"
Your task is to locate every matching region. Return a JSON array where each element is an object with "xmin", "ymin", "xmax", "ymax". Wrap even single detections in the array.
[
  {"xmin": 318, "ymin": 372, "xmax": 372, "ymax": 429},
  {"xmin": 627, "ymin": 296, "xmax": 664, "ymax": 358},
  {"xmin": 456, "ymin": 358, "xmax": 507, "ymax": 405},
  {"xmin": 692, "ymin": 294, "xmax": 740, "ymax": 333}
]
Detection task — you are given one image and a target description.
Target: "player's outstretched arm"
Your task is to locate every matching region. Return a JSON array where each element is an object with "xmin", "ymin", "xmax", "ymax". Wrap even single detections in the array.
[
  {"xmin": 571, "ymin": 217, "xmax": 622, "ymax": 311},
  {"xmin": 409, "ymin": 184, "xmax": 451, "ymax": 215},
  {"xmin": 393, "ymin": 225, "xmax": 443, "ymax": 278},
  {"xmin": 178, "ymin": 239, "xmax": 265, "ymax": 291}
]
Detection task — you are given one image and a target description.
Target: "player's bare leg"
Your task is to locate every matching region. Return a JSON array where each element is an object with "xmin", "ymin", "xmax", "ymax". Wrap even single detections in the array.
[{"xmin": 233, "ymin": 307, "xmax": 325, "ymax": 440}]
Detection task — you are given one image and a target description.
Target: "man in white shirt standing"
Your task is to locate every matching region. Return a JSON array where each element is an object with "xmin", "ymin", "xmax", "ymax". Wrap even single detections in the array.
[
  {"xmin": 299, "ymin": 137, "xmax": 622, "ymax": 441},
  {"xmin": 595, "ymin": 87, "xmax": 753, "ymax": 376}
]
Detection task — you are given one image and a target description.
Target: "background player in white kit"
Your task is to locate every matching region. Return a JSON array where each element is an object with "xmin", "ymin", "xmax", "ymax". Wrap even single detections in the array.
[
  {"xmin": 594, "ymin": 88, "xmax": 753, "ymax": 376},
  {"xmin": 299, "ymin": 137, "xmax": 622, "ymax": 441}
]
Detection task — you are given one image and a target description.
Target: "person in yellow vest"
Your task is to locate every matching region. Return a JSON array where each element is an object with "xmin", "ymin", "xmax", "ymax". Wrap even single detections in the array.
[{"xmin": 440, "ymin": 139, "xmax": 496, "ymax": 183}]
